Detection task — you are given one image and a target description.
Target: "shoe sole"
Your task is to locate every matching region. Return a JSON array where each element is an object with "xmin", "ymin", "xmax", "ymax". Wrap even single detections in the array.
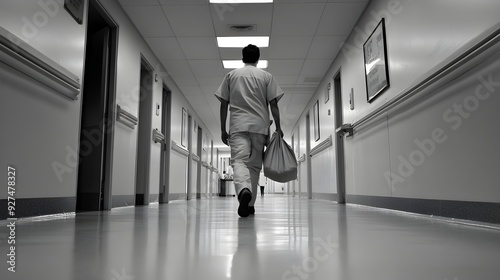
[{"xmin": 238, "ymin": 191, "xmax": 251, "ymax": 217}]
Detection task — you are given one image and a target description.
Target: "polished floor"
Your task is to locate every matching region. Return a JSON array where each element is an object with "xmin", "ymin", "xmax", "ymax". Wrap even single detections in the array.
[{"xmin": 1, "ymin": 195, "xmax": 500, "ymax": 280}]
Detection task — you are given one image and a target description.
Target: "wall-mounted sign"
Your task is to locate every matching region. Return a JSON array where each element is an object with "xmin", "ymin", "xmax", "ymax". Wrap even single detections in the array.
[
  {"xmin": 363, "ymin": 18, "xmax": 390, "ymax": 103},
  {"xmin": 64, "ymin": 0, "xmax": 84, "ymax": 25}
]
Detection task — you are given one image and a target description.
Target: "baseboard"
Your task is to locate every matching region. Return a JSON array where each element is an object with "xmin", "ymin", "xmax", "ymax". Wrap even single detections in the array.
[
  {"xmin": 149, "ymin": 194, "xmax": 159, "ymax": 203},
  {"xmin": 0, "ymin": 197, "xmax": 76, "ymax": 220},
  {"xmin": 169, "ymin": 193, "xmax": 187, "ymax": 201},
  {"xmin": 111, "ymin": 195, "xmax": 135, "ymax": 208},
  {"xmin": 311, "ymin": 193, "xmax": 337, "ymax": 201},
  {"xmin": 346, "ymin": 194, "xmax": 500, "ymax": 224}
]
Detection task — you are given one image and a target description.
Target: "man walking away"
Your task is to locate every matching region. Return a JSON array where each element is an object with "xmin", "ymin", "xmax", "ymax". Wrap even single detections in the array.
[{"xmin": 215, "ymin": 44, "xmax": 284, "ymax": 217}]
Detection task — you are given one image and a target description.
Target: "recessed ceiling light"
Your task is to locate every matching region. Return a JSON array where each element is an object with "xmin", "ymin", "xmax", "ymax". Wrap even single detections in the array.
[
  {"xmin": 217, "ymin": 36, "xmax": 269, "ymax": 48},
  {"xmin": 210, "ymin": 0, "xmax": 273, "ymax": 3},
  {"xmin": 222, "ymin": 60, "xmax": 268, "ymax": 69}
]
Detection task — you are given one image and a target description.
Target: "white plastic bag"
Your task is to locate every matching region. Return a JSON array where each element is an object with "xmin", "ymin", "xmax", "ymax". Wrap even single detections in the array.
[{"xmin": 263, "ymin": 132, "xmax": 297, "ymax": 183}]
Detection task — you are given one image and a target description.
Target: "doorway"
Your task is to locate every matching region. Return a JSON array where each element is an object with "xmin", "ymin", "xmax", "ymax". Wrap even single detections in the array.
[
  {"xmin": 186, "ymin": 114, "xmax": 193, "ymax": 200},
  {"xmin": 305, "ymin": 114, "xmax": 312, "ymax": 199},
  {"xmin": 159, "ymin": 86, "xmax": 172, "ymax": 204},
  {"xmin": 196, "ymin": 126, "xmax": 203, "ymax": 199},
  {"xmin": 76, "ymin": 0, "xmax": 118, "ymax": 212},
  {"xmin": 135, "ymin": 58, "xmax": 154, "ymax": 205},
  {"xmin": 333, "ymin": 71, "xmax": 346, "ymax": 204}
]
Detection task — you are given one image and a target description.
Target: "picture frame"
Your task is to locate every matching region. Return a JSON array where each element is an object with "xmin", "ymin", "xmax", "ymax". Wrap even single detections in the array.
[
  {"xmin": 181, "ymin": 108, "xmax": 188, "ymax": 147},
  {"xmin": 202, "ymin": 133, "xmax": 207, "ymax": 151},
  {"xmin": 325, "ymin": 83, "xmax": 330, "ymax": 104},
  {"xmin": 313, "ymin": 100, "xmax": 320, "ymax": 142},
  {"xmin": 363, "ymin": 18, "xmax": 390, "ymax": 103}
]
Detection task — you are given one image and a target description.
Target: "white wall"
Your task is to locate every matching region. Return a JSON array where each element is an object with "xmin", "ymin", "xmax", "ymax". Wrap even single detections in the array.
[
  {"xmin": 292, "ymin": 0, "xmax": 500, "ymax": 205},
  {"xmin": 0, "ymin": 0, "xmax": 216, "ymax": 215},
  {"xmin": 0, "ymin": 0, "xmax": 86, "ymax": 201},
  {"xmin": 98, "ymin": 0, "xmax": 216, "ymax": 203}
]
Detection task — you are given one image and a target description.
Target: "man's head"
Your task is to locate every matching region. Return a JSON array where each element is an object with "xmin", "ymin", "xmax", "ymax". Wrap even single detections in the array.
[{"xmin": 242, "ymin": 44, "xmax": 260, "ymax": 64}]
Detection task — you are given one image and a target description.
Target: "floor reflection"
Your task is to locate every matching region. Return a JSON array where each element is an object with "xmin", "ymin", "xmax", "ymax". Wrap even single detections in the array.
[{"xmin": 1, "ymin": 195, "xmax": 500, "ymax": 280}]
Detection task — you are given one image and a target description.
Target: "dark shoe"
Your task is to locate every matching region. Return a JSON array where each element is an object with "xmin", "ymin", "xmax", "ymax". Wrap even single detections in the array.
[
  {"xmin": 249, "ymin": 206, "xmax": 255, "ymax": 215},
  {"xmin": 238, "ymin": 189, "xmax": 252, "ymax": 217}
]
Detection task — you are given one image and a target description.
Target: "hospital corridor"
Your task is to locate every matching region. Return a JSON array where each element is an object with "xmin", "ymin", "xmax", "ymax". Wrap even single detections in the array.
[{"xmin": 1, "ymin": 0, "xmax": 500, "ymax": 279}]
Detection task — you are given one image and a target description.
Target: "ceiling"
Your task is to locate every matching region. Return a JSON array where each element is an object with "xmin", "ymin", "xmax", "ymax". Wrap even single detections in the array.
[{"xmin": 117, "ymin": 0, "xmax": 369, "ymax": 149}]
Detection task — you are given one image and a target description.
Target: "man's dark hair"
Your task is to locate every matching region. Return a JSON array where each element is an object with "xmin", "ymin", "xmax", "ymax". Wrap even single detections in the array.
[{"xmin": 242, "ymin": 44, "xmax": 260, "ymax": 64}]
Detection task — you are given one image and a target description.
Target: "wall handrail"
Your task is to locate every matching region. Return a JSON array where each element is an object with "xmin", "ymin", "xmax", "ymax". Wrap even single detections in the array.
[
  {"xmin": 116, "ymin": 105, "xmax": 138, "ymax": 129},
  {"xmin": 192, "ymin": 154, "xmax": 201, "ymax": 162},
  {"xmin": 310, "ymin": 135, "xmax": 332, "ymax": 157},
  {"xmin": 0, "ymin": 27, "xmax": 80, "ymax": 100},
  {"xmin": 171, "ymin": 140, "xmax": 189, "ymax": 157},
  {"xmin": 351, "ymin": 21, "xmax": 500, "ymax": 131},
  {"xmin": 152, "ymin": 129, "xmax": 165, "ymax": 143}
]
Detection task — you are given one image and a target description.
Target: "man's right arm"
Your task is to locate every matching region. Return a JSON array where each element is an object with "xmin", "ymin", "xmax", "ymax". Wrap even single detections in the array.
[
  {"xmin": 269, "ymin": 98, "xmax": 283, "ymax": 137},
  {"xmin": 220, "ymin": 99, "xmax": 229, "ymax": 145}
]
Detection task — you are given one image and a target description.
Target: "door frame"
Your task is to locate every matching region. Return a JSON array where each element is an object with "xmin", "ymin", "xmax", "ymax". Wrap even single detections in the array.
[
  {"xmin": 305, "ymin": 114, "xmax": 312, "ymax": 199},
  {"xmin": 159, "ymin": 85, "xmax": 172, "ymax": 204},
  {"xmin": 196, "ymin": 126, "xmax": 203, "ymax": 199},
  {"xmin": 135, "ymin": 56, "xmax": 154, "ymax": 205},
  {"xmin": 333, "ymin": 70, "xmax": 346, "ymax": 204},
  {"xmin": 186, "ymin": 114, "xmax": 193, "ymax": 200},
  {"xmin": 77, "ymin": 0, "xmax": 118, "ymax": 211}
]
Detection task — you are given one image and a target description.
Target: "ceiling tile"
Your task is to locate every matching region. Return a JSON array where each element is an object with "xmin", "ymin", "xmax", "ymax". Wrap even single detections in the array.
[
  {"xmin": 122, "ymin": 6, "xmax": 175, "ymax": 37},
  {"xmin": 198, "ymin": 77, "xmax": 224, "ymax": 87},
  {"xmin": 179, "ymin": 85, "xmax": 203, "ymax": 96},
  {"xmin": 201, "ymin": 85, "xmax": 220, "ymax": 95},
  {"xmin": 162, "ymin": 60, "xmax": 198, "ymax": 86},
  {"xmin": 274, "ymin": 0, "xmax": 327, "ymax": 2},
  {"xmin": 299, "ymin": 59, "xmax": 332, "ymax": 78},
  {"xmin": 177, "ymin": 37, "xmax": 220, "ymax": 59},
  {"xmin": 162, "ymin": 5, "xmax": 215, "ymax": 36},
  {"xmin": 271, "ymin": 3, "xmax": 325, "ymax": 36},
  {"xmin": 159, "ymin": 0, "xmax": 207, "ymax": 5},
  {"xmin": 146, "ymin": 37, "xmax": 185, "ymax": 61},
  {"xmin": 306, "ymin": 36, "xmax": 346, "ymax": 60},
  {"xmin": 118, "ymin": 0, "xmax": 159, "ymax": 6},
  {"xmin": 268, "ymin": 36, "xmax": 313, "ymax": 59},
  {"xmin": 267, "ymin": 60, "xmax": 304, "ymax": 76},
  {"xmin": 316, "ymin": 2, "xmax": 368, "ymax": 36},
  {"xmin": 209, "ymin": 3, "xmax": 272, "ymax": 36},
  {"xmin": 327, "ymin": 0, "xmax": 369, "ymax": 2},
  {"xmin": 274, "ymin": 76, "xmax": 298, "ymax": 85},
  {"xmin": 188, "ymin": 60, "xmax": 225, "ymax": 77}
]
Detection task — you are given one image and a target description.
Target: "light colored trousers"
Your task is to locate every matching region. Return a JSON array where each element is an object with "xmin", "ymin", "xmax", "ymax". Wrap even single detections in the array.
[{"xmin": 229, "ymin": 132, "xmax": 267, "ymax": 206}]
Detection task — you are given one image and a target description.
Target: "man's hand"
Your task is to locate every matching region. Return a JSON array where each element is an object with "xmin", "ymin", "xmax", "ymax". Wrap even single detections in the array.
[
  {"xmin": 276, "ymin": 128, "xmax": 284, "ymax": 138},
  {"xmin": 221, "ymin": 131, "xmax": 229, "ymax": 146},
  {"xmin": 269, "ymin": 98, "xmax": 283, "ymax": 138},
  {"xmin": 219, "ymin": 99, "xmax": 229, "ymax": 145}
]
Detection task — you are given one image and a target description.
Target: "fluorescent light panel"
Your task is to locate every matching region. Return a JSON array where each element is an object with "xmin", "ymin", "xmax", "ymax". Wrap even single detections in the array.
[
  {"xmin": 210, "ymin": 0, "xmax": 273, "ymax": 3},
  {"xmin": 217, "ymin": 36, "xmax": 269, "ymax": 48},
  {"xmin": 223, "ymin": 60, "xmax": 268, "ymax": 69}
]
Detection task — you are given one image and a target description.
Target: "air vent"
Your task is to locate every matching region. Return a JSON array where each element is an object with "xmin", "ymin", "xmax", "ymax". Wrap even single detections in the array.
[{"xmin": 229, "ymin": 24, "xmax": 256, "ymax": 32}]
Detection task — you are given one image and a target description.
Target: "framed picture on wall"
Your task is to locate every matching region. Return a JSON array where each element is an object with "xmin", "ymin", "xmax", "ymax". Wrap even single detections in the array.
[
  {"xmin": 363, "ymin": 18, "xmax": 390, "ymax": 103},
  {"xmin": 325, "ymin": 83, "xmax": 330, "ymax": 104},
  {"xmin": 181, "ymin": 107, "xmax": 188, "ymax": 147},
  {"xmin": 202, "ymin": 133, "xmax": 207, "ymax": 151},
  {"xmin": 313, "ymin": 100, "xmax": 320, "ymax": 142},
  {"xmin": 205, "ymin": 133, "xmax": 209, "ymax": 152}
]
